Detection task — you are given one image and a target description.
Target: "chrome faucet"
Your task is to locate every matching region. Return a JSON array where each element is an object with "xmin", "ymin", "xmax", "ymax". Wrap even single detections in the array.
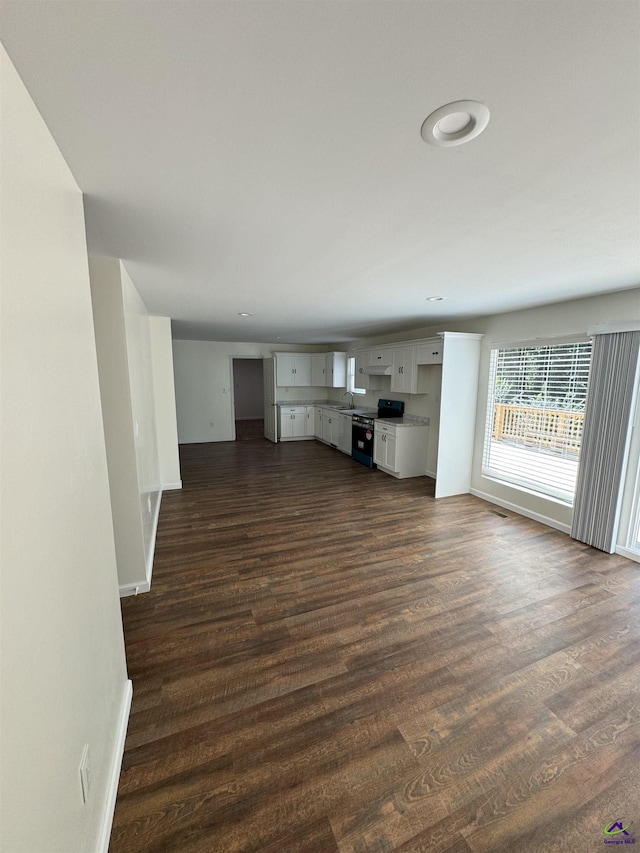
[{"xmin": 341, "ymin": 391, "xmax": 355, "ymax": 409}]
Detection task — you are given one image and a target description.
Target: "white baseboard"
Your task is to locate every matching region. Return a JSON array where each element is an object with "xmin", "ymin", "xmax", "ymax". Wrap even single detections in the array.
[
  {"xmin": 97, "ymin": 679, "xmax": 133, "ymax": 853},
  {"xmin": 162, "ymin": 480, "xmax": 182, "ymax": 490},
  {"xmin": 469, "ymin": 488, "xmax": 572, "ymax": 535},
  {"xmin": 119, "ymin": 580, "xmax": 150, "ymax": 597},
  {"xmin": 615, "ymin": 545, "xmax": 640, "ymax": 564},
  {"xmin": 425, "ymin": 469, "xmax": 437, "ymax": 479}
]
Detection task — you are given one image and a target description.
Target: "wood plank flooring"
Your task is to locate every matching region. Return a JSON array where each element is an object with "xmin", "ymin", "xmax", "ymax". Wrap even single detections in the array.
[{"xmin": 110, "ymin": 438, "xmax": 640, "ymax": 853}]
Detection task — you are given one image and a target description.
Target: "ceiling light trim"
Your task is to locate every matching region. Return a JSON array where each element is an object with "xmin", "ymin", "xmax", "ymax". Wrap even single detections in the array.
[{"xmin": 421, "ymin": 100, "xmax": 490, "ymax": 148}]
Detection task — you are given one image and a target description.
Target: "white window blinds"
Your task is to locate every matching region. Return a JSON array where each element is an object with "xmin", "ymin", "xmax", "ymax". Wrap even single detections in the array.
[{"xmin": 483, "ymin": 340, "xmax": 593, "ymax": 502}]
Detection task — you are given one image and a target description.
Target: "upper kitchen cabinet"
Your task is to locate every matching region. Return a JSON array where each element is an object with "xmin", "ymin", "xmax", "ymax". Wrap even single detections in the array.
[
  {"xmin": 276, "ymin": 351, "xmax": 345, "ymax": 387},
  {"xmin": 416, "ymin": 339, "xmax": 443, "ymax": 364},
  {"xmin": 275, "ymin": 353, "xmax": 311, "ymax": 387},
  {"xmin": 310, "ymin": 353, "xmax": 327, "ymax": 386},
  {"xmin": 391, "ymin": 345, "xmax": 417, "ymax": 394},
  {"xmin": 354, "ymin": 349, "xmax": 384, "ymax": 391},
  {"xmin": 325, "ymin": 352, "xmax": 347, "ymax": 388}
]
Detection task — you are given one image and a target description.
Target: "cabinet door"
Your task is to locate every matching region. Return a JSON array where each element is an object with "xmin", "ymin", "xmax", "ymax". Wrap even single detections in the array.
[
  {"xmin": 311, "ymin": 353, "xmax": 326, "ymax": 386},
  {"xmin": 373, "ymin": 430, "xmax": 386, "ymax": 466},
  {"xmin": 374, "ymin": 424, "xmax": 398, "ymax": 471},
  {"xmin": 279, "ymin": 410, "xmax": 293, "ymax": 438},
  {"xmin": 331, "ymin": 415, "xmax": 342, "ymax": 447},
  {"xmin": 416, "ymin": 339, "xmax": 443, "ymax": 364},
  {"xmin": 322, "ymin": 412, "xmax": 333, "ymax": 442},
  {"xmin": 276, "ymin": 354, "xmax": 295, "ymax": 386},
  {"xmin": 385, "ymin": 432, "xmax": 398, "ymax": 471},
  {"xmin": 314, "ymin": 407, "xmax": 323, "ymax": 438},
  {"xmin": 291, "ymin": 412, "xmax": 307, "ymax": 437},
  {"xmin": 293, "ymin": 355, "xmax": 311, "ymax": 386},
  {"xmin": 326, "ymin": 352, "xmax": 347, "ymax": 388},
  {"xmin": 391, "ymin": 346, "xmax": 417, "ymax": 393},
  {"xmin": 306, "ymin": 407, "xmax": 316, "ymax": 436}
]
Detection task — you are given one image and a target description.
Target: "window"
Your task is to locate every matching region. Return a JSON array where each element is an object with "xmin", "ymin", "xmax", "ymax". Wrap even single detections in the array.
[
  {"xmin": 346, "ymin": 356, "xmax": 366, "ymax": 395},
  {"xmin": 483, "ymin": 339, "xmax": 592, "ymax": 503}
]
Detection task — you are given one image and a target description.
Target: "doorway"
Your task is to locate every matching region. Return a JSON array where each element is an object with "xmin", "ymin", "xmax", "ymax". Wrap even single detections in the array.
[{"xmin": 232, "ymin": 358, "xmax": 265, "ymax": 441}]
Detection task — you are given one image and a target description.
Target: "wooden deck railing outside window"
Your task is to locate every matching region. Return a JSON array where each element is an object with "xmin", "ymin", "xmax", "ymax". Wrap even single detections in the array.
[{"xmin": 492, "ymin": 403, "xmax": 585, "ymax": 456}]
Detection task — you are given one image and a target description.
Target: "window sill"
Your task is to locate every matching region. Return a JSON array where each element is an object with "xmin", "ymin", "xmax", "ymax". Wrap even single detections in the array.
[{"xmin": 481, "ymin": 472, "xmax": 574, "ymax": 508}]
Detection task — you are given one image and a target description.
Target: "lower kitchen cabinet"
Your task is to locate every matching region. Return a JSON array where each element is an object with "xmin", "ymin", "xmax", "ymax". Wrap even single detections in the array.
[
  {"xmin": 374, "ymin": 421, "xmax": 428, "ymax": 478},
  {"xmin": 320, "ymin": 409, "xmax": 352, "ymax": 454},
  {"xmin": 279, "ymin": 406, "xmax": 313, "ymax": 441}
]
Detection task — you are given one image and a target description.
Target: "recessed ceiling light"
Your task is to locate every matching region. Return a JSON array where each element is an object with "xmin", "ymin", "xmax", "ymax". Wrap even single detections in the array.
[
  {"xmin": 421, "ymin": 100, "xmax": 490, "ymax": 148},
  {"xmin": 237, "ymin": 312, "xmax": 252, "ymax": 317},
  {"xmin": 426, "ymin": 296, "xmax": 446, "ymax": 302}
]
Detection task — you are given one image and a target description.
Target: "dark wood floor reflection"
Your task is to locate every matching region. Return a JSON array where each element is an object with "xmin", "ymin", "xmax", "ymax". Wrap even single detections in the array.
[{"xmin": 110, "ymin": 439, "xmax": 640, "ymax": 853}]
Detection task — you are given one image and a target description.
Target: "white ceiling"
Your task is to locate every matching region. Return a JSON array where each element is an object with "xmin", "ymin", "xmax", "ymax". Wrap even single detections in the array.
[{"xmin": 1, "ymin": 1, "xmax": 639, "ymax": 343}]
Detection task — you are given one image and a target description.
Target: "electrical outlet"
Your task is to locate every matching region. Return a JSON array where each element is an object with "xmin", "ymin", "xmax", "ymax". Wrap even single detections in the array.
[{"xmin": 79, "ymin": 745, "xmax": 92, "ymax": 803}]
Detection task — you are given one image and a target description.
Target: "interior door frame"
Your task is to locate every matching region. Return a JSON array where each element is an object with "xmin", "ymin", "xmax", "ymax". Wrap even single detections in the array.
[{"xmin": 228, "ymin": 355, "xmax": 266, "ymax": 442}]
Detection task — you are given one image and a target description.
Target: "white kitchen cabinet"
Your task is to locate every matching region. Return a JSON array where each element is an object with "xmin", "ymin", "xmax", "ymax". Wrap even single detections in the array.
[
  {"xmin": 374, "ymin": 421, "xmax": 428, "ymax": 479},
  {"xmin": 309, "ymin": 352, "xmax": 347, "ymax": 387},
  {"xmin": 321, "ymin": 409, "xmax": 340, "ymax": 445},
  {"xmin": 275, "ymin": 353, "xmax": 311, "ymax": 387},
  {"xmin": 354, "ymin": 349, "xmax": 383, "ymax": 391},
  {"xmin": 279, "ymin": 406, "xmax": 312, "ymax": 440},
  {"xmin": 416, "ymin": 338, "xmax": 443, "ymax": 364},
  {"xmin": 311, "ymin": 353, "xmax": 327, "ymax": 386},
  {"xmin": 325, "ymin": 352, "xmax": 347, "ymax": 388},
  {"xmin": 305, "ymin": 406, "xmax": 316, "ymax": 436},
  {"xmin": 391, "ymin": 345, "xmax": 417, "ymax": 394},
  {"xmin": 374, "ymin": 423, "xmax": 398, "ymax": 472}
]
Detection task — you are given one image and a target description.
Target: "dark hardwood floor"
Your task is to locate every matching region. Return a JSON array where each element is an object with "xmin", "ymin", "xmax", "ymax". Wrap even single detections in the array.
[{"xmin": 110, "ymin": 437, "xmax": 640, "ymax": 853}]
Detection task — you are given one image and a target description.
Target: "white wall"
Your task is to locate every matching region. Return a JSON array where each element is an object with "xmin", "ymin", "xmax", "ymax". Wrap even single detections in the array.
[
  {"xmin": 173, "ymin": 340, "xmax": 332, "ymax": 443},
  {"xmin": 120, "ymin": 263, "xmax": 161, "ymax": 574},
  {"xmin": 89, "ymin": 255, "xmax": 147, "ymax": 594},
  {"xmin": 150, "ymin": 316, "xmax": 181, "ymax": 489},
  {"xmin": 89, "ymin": 258, "xmax": 168, "ymax": 593},
  {"xmin": 0, "ymin": 46, "xmax": 130, "ymax": 853}
]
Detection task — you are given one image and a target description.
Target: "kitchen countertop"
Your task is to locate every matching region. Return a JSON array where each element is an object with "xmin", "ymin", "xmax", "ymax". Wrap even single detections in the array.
[
  {"xmin": 377, "ymin": 415, "xmax": 430, "ymax": 427},
  {"xmin": 277, "ymin": 402, "xmax": 428, "ymax": 425}
]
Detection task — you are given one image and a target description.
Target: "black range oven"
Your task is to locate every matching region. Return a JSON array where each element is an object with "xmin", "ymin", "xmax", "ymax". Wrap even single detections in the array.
[{"xmin": 352, "ymin": 399, "xmax": 404, "ymax": 467}]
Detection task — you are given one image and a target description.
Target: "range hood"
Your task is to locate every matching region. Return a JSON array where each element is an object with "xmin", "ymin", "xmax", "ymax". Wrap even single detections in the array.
[{"xmin": 363, "ymin": 363, "xmax": 392, "ymax": 375}]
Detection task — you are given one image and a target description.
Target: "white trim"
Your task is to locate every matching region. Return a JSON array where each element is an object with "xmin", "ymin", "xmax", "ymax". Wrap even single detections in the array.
[
  {"xmin": 426, "ymin": 469, "xmax": 437, "ymax": 479},
  {"xmin": 588, "ymin": 321, "xmax": 640, "ymax": 336},
  {"xmin": 97, "ymin": 679, "xmax": 133, "ymax": 853},
  {"xmin": 470, "ymin": 487, "xmax": 571, "ymax": 534},
  {"xmin": 487, "ymin": 333, "xmax": 590, "ymax": 351},
  {"xmin": 615, "ymin": 545, "xmax": 640, "ymax": 564},
  {"xmin": 162, "ymin": 480, "xmax": 182, "ymax": 490},
  {"xmin": 119, "ymin": 491, "xmax": 162, "ymax": 597},
  {"xmin": 119, "ymin": 580, "xmax": 150, "ymax": 597},
  {"xmin": 145, "ymin": 490, "xmax": 161, "ymax": 587}
]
